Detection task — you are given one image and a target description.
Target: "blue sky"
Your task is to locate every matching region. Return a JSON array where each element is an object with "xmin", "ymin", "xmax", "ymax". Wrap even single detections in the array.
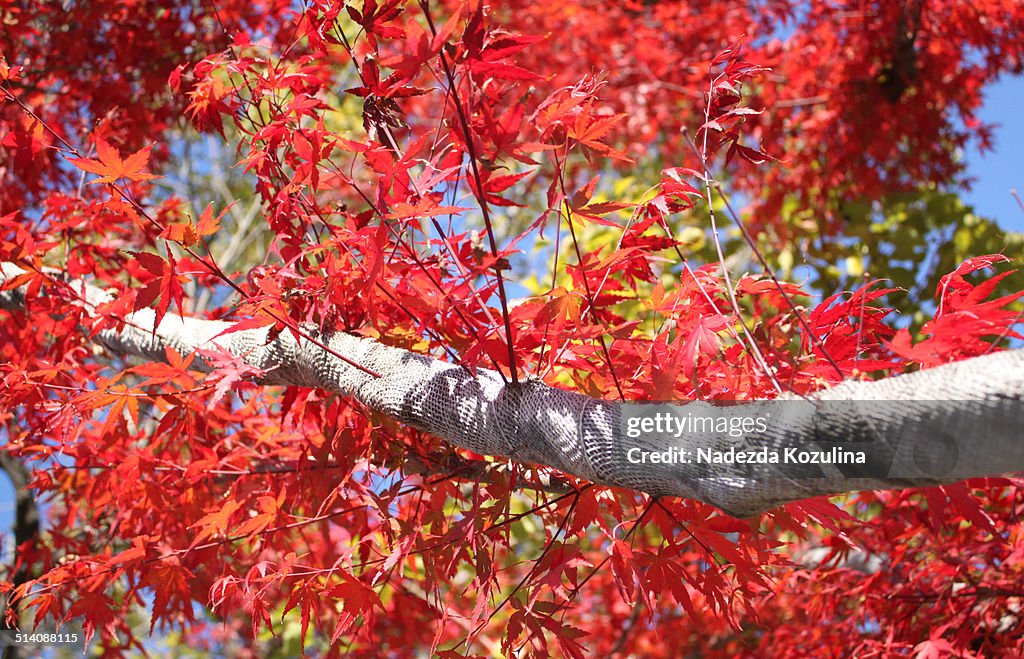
[{"xmin": 962, "ymin": 74, "xmax": 1024, "ymax": 233}]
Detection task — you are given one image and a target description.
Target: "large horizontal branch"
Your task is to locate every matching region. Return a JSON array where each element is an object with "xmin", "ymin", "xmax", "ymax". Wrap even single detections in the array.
[{"xmin": 2, "ymin": 262, "xmax": 1023, "ymax": 516}]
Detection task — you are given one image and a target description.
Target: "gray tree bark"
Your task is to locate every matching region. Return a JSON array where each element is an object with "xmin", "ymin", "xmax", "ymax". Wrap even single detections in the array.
[{"xmin": 2, "ymin": 262, "xmax": 1022, "ymax": 517}]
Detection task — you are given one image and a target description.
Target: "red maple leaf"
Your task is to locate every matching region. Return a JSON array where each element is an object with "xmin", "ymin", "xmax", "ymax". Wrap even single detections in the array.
[{"xmin": 69, "ymin": 137, "xmax": 161, "ymax": 184}]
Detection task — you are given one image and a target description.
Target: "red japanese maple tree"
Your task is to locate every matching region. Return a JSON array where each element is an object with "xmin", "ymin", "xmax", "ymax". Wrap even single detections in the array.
[{"xmin": 2, "ymin": 0, "xmax": 1024, "ymax": 655}]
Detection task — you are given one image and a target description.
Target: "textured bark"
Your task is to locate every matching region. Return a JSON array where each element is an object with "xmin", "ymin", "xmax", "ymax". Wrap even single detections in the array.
[{"xmin": 2, "ymin": 262, "xmax": 1023, "ymax": 516}]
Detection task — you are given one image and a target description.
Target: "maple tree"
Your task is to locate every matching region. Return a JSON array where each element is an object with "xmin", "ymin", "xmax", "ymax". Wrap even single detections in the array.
[{"xmin": 1, "ymin": 0, "xmax": 1024, "ymax": 655}]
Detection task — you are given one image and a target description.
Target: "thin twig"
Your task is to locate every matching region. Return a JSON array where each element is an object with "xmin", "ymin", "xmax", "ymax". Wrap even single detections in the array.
[{"xmin": 418, "ymin": 0, "xmax": 520, "ymax": 385}]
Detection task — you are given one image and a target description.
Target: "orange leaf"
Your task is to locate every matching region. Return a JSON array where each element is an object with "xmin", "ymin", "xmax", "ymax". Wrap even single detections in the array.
[
  {"xmin": 69, "ymin": 137, "xmax": 161, "ymax": 184},
  {"xmin": 196, "ymin": 202, "xmax": 229, "ymax": 238},
  {"xmin": 161, "ymin": 221, "xmax": 199, "ymax": 246}
]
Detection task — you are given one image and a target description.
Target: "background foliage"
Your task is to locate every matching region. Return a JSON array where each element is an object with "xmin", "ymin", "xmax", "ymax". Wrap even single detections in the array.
[{"xmin": 1, "ymin": 0, "xmax": 1024, "ymax": 655}]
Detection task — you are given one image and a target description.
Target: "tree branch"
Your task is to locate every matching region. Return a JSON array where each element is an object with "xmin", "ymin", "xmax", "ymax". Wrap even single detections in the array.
[{"xmin": 2, "ymin": 262, "xmax": 1022, "ymax": 517}]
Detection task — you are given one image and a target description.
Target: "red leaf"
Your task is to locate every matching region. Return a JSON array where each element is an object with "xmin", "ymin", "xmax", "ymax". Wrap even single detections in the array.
[{"xmin": 68, "ymin": 138, "xmax": 161, "ymax": 184}]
